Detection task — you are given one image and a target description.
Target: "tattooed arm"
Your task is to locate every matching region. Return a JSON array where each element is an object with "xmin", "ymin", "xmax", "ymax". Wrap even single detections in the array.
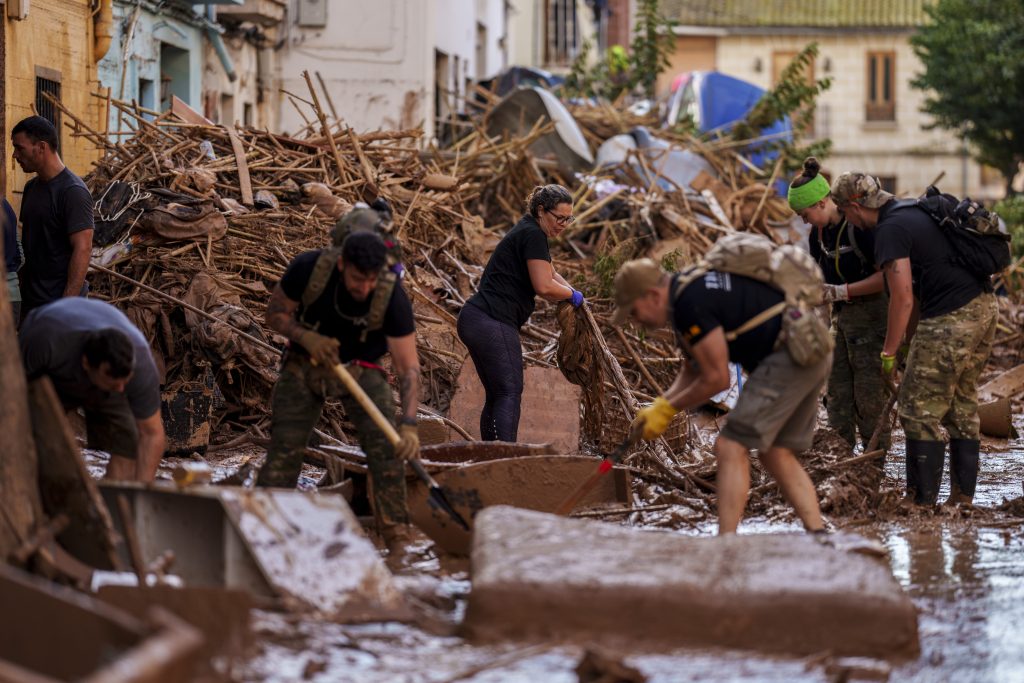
[
  {"xmin": 387, "ymin": 332, "xmax": 421, "ymax": 421},
  {"xmin": 266, "ymin": 283, "xmax": 305, "ymax": 343},
  {"xmin": 882, "ymin": 257, "xmax": 914, "ymax": 356}
]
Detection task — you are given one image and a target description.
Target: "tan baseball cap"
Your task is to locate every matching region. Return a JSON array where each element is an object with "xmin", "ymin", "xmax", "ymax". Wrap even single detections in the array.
[
  {"xmin": 830, "ymin": 172, "xmax": 895, "ymax": 209},
  {"xmin": 611, "ymin": 258, "xmax": 664, "ymax": 326}
]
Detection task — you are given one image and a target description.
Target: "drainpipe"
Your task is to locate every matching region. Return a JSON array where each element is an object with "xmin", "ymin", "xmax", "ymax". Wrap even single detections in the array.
[
  {"xmin": 93, "ymin": 0, "xmax": 114, "ymax": 63},
  {"xmin": 205, "ymin": 6, "xmax": 237, "ymax": 82}
]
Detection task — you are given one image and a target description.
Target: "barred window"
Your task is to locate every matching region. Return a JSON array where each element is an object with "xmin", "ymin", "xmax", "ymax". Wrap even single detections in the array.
[{"xmin": 35, "ymin": 68, "xmax": 62, "ymax": 152}]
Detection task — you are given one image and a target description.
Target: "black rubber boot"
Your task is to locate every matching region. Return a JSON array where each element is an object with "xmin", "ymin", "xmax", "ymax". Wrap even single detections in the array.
[
  {"xmin": 947, "ymin": 438, "xmax": 980, "ymax": 505},
  {"xmin": 906, "ymin": 440, "xmax": 945, "ymax": 506}
]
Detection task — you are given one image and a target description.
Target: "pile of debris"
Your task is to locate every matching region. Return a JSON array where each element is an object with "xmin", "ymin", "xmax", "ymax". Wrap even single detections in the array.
[{"xmin": 53, "ymin": 79, "xmax": 1023, "ymax": 509}]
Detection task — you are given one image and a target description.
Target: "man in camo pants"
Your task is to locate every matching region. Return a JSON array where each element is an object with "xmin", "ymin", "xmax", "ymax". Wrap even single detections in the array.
[{"xmin": 833, "ymin": 172, "xmax": 997, "ymax": 505}]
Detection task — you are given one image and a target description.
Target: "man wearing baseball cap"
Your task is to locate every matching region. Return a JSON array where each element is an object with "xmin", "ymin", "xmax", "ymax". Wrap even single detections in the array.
[
  {"xmin": 831, "ymin": 172, "xmax": 997, "ymax": 506},
  {"xmin": 612, "ymin": 258, "xmax": 829, "ymax": 535}
]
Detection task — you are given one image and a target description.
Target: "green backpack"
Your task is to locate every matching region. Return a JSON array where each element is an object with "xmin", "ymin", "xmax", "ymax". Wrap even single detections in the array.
[{"xmin": 300, "ymin": 203, "xmax": 404, "ymax": 342}]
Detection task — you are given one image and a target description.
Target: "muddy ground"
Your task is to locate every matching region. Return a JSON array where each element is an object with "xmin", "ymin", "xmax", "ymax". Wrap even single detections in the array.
[{"xmin": 97, "ymin": 411, "xmax": 1024, "ymax": 683}]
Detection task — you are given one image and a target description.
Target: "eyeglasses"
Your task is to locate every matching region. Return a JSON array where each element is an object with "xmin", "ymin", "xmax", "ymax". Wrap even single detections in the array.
[{"xmin": 546, "ymin": 208, "xmax": 575, "ymax": 226}]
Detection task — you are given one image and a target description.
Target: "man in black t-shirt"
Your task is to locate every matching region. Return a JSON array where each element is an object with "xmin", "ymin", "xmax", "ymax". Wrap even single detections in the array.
[
  {"xmin": 832, "ymin": 173, "xmax": 998, "ymax": 506},
  {"xmin": 258, "ymin": 228, "xmax": 420, "ymax": 557},
  {"xmin": 11, "ymin": 116, "xmax": 94, "ymax": 318},
  {"xmin": 612, "ymin": 259, "xmax": 830, "ymax": 535}
]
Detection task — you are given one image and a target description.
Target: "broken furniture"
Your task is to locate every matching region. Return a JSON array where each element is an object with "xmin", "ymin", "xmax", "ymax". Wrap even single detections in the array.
[
  {"xmin": 0, "ymin": 563, "xmax": 203, "ymax": 682},
  {"xmin": 98, "ymin": 482, "xmax": 409, "ymax": 622}
]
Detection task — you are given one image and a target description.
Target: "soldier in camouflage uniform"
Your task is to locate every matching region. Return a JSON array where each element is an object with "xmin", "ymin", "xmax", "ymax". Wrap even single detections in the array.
[
  {"xmin": 833, "ymin": 172, "xmax": 998, "ymax": 505},
  {"xmin": 259, "ymin": 219, "xmax": 422, "ymax": 560},
  {"xmin": 788, "ymin": 157, "xmax": 891, "ymax": 453}
]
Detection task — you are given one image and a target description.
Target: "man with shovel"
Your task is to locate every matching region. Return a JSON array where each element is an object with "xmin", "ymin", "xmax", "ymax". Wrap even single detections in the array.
[{"xmin": 257, "ymin": 213, "xmax": 421, "ymax": 564}]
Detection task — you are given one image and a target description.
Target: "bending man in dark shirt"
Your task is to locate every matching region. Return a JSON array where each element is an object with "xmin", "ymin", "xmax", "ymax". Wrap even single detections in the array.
[
  {"xmin": 832, "ymin": 172, "xmax": 997, "ymax": 506},
  {"xmin": 258, "ymin": 223, "xmax": 420, "ymax": 561},
  {"xmin": 20, "ymin": 298, "xmax": 166, "ymax": 481},
  {"xmin": 613, "ymin": 259, "xmax": 829, "ymax": 535},
  {"xmin": 11, "ymin": 116, "xmax": 94, "ymax": 317}
]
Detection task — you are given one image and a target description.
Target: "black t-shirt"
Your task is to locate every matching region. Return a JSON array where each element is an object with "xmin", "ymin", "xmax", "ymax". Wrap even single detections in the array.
[
  {"xmin": 873, "ymin": 199, "xmax": 984, "ymax": 319},
  {"xmin": 467, "ymin": 214, "xmax": 551, "ymax": 328},
  {"xmin": 808, "ymin": 218, "xmax": 877, "ymax": 285},
  {"xmin": 672, "ymin": 270, "xmax": 784, "ymax": 373},
  {"xmin": 279, "ymin": 250, "xmax": 415, "ymax": 363},
  {"xmin": 19, "ymin": 168, "xmax": 94, "ymax": 305},
  {"xmin": 20, "ymin": 298, "xmax": 161, "ymax": 418}
]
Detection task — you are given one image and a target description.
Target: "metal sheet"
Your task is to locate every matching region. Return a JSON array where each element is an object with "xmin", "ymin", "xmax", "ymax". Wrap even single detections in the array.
[{"xmin": 408, "ymin": 455, "xmax": 631, "ymax": 556}]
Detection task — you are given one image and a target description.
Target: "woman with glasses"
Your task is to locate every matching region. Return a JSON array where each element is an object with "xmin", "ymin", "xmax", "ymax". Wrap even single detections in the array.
[
  {"xmin": 788, "ymin": 157, "xmax": 890, "ymax": 454},
  {"xmin": 457, "ymin": 184, "xmax": 585, "ymax": 442}
]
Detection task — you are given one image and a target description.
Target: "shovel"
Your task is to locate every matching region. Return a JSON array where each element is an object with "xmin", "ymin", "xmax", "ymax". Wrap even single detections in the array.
[
  {"xmin": 555, "ymin": 420, "xmax": 643, "ymax": 516},
  {"xmin": 328, "ymin": 363, "xmax": 470, "ymax": 531}
]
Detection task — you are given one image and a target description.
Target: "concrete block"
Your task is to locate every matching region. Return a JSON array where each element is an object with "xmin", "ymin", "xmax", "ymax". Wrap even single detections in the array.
[
  {"xmin": 448, "ymin": 361, "xmax": 581, "ymax": 451},
  {"xmin": 464, "ymin": 507, "xmax": 919, "ymax": 658}
]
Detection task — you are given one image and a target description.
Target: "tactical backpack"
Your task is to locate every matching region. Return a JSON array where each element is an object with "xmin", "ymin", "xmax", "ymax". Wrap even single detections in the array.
[
  {"xmin": 672, "ymin": 232, "xmax": 833, "ymax": 367},
  {"xmin": 914, "ymin": 186, "xmax": 1011, "ymax": 285},
  {"xmin": 301, "ymin": 201, "xmax": 404, "ymax": 342}
]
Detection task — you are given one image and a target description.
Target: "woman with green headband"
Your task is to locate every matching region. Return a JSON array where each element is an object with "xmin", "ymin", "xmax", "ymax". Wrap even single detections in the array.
[{"xmin": 788, "ymin": 157, "xmax": 890, "ymax": 454}]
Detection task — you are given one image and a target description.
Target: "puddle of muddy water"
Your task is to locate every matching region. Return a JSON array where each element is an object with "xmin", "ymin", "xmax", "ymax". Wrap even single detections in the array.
[{"xmin": 219, "ymin": 414, "xmax": 1024, "ymax": 681}]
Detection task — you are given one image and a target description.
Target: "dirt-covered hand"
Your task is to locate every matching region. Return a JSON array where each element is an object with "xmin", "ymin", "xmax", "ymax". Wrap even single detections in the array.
[
  {"xmin": 298, "ymin": 330, "xmax": 340, "ymax": 365},
  {"xmin": 394, "ymin": 423, "xmax": 419, "ymax": 460},
  {"xmin": 822, "ymin": 283, "xmax": 850, "ymax": 304},
  {"xmin": 633, "ymin": 396, "xmax": 680, "ymax": 441}
]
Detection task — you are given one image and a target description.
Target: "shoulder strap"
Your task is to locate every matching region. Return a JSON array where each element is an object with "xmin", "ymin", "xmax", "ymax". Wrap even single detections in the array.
[
  {"xmin": 669, "ymin": 264, "xmax": 708, "ymax": 304},
  {"xmin": 301, "ymin": 248, "xmax": 342, "ymax": 314},
  {"xmin": 670, "ymin": 263, "xmax": 785, "ymax": 342},
  {"xmin": 723, "ymin": 302, "xmax": 787, "ymax": 342},
  {"xmin": 844, "ymin": 220, "xmax": 868, "ymax": 269},
  {"xmin": 359, "ymin": 270, "xmax": 398, "ymax": 343}
]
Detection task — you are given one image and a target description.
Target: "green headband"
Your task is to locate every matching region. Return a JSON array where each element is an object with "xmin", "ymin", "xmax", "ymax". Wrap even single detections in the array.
[{"xmin": 787, "ymin": 174, "xmax": 830, "ymax": 212}]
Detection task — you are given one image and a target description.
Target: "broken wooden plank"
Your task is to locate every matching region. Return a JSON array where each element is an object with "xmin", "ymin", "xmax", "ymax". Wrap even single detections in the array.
[
  {"xmin": 226, "ymin": 126, "xmax": 255, "ymax": 206},
  {"xmin": 29, "ymin": 377, "xmax": 124, "ymax": 571}
]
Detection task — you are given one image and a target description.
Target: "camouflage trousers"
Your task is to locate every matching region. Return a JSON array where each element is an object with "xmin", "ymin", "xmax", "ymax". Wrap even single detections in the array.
[
  {"xmin": 899, "ymin": 293, "xmax": 998, "ymax": 441},
  {"xmin": 257, "ymin": 355, "xmax": 408, "ymax": 525},
  {"xmin": 827, "ymin": 296, "xmax": 892, "ymax": 450}
]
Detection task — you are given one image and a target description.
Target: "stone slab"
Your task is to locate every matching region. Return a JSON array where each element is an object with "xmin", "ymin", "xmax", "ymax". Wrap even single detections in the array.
[
  {"xmin": 448, "ymin": 361, "xmax": 581, "ymax": 452},
  {"xmin": 464, "ymin": 506, "xmax": 919, "ymax": 658}
]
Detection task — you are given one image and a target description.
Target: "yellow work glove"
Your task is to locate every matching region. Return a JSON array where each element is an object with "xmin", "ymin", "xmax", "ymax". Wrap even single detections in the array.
[
  {"xmin": 298, "ymin": 329, "xmax": 340, "ymax": 366},
  {"xmin": 632, "ymin": 396, "xmax": 680, "ymax": 441},
  {"xmin": 880, "ymin": 352, "xmax": 897, "ymax": 378},
  {"xmin": 394, "ymin": 422, "xmax": 419, "ymax": 460}
]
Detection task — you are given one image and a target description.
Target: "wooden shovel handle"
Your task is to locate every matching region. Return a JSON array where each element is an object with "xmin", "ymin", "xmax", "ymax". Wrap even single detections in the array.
[{"xmin": 328, "ymin": 363, "xmax": 401, "ymax": 446}]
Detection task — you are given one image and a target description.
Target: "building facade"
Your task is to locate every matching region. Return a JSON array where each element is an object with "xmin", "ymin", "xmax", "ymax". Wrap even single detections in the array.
[
  {"xmin": 661, "ymin": 0, "xmax": 1003, "ymax": 200},
  {"xmin": 507, "ymin": 0, "xmax": 634, "ymax": 72},
  {"xmin": 275, "ymin": 0, "xmax": 510, "ymax": 141},
  {"xmin": 3, "ymin": 0, "xmax": 110, "ymax": 201}
]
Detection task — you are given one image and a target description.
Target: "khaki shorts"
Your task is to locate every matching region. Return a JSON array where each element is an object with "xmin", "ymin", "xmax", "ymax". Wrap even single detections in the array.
[
  {"xmin": 720, "ymin": 347, "xmax": 830, "ymax": 452},
  {"xmin": 84, "ymin": 393, "xmax": 139, "ymax": 460}
]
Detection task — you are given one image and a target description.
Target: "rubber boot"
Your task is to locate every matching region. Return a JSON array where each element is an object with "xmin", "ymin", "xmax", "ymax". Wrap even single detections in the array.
[
  {"xmin": 380, "ymin": 523, "xmax": 417, "ymax": 573},
  {"xmin": 901, "ymin": 441, "xmax": 921, "ymax": 506},
  {"xmin": 905, "ymin": 440, "xmax": 945, "ymax": 506},
  {"xmin": 946, "ymin": 438, "xmax": 980, "ymax": 506}
]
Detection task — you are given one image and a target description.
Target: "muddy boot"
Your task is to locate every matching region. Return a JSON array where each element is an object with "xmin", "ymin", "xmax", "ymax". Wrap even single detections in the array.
[
  {"xmin": 900, "ymin": 441, "xmax": 922, "ymax": 508},
  {"xmin": 945, "ymin": 438, "xmax": 980, "ymax": 506},
  {"xmin": 906, "ymin": 439, "xmax": 945, "ymax": 506},
  {"xmin": 380, "ymin": 523, "xmax": 417, "ymax": 573}
]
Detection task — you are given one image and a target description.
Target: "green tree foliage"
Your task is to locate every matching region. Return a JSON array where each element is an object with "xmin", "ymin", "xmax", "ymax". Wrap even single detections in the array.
[
  {"xmin": 730, "ymin": 43, "xmax": 833, "ymax": 176},
  {"xmin": 562, "ymin": 0, "xmax": 676, "ymax": 101},
  {"xmin": 911, "ymin": 0, "xmax": 1024, "ymax": 195},
  {"xmin": 628, "ymin": 0, "xmax": 678, "ymax": 99}
]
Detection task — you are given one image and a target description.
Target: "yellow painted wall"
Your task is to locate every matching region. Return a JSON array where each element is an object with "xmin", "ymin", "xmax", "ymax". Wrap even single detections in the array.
[{"xmin": 5, "ymin": 0, "xmax": 105, "ymax": 204}]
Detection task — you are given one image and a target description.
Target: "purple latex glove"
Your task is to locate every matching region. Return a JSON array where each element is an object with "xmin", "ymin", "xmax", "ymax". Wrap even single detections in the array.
[{"xmin": 570, "ymin": 289, "xmax": 585, "ymax": 308}]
